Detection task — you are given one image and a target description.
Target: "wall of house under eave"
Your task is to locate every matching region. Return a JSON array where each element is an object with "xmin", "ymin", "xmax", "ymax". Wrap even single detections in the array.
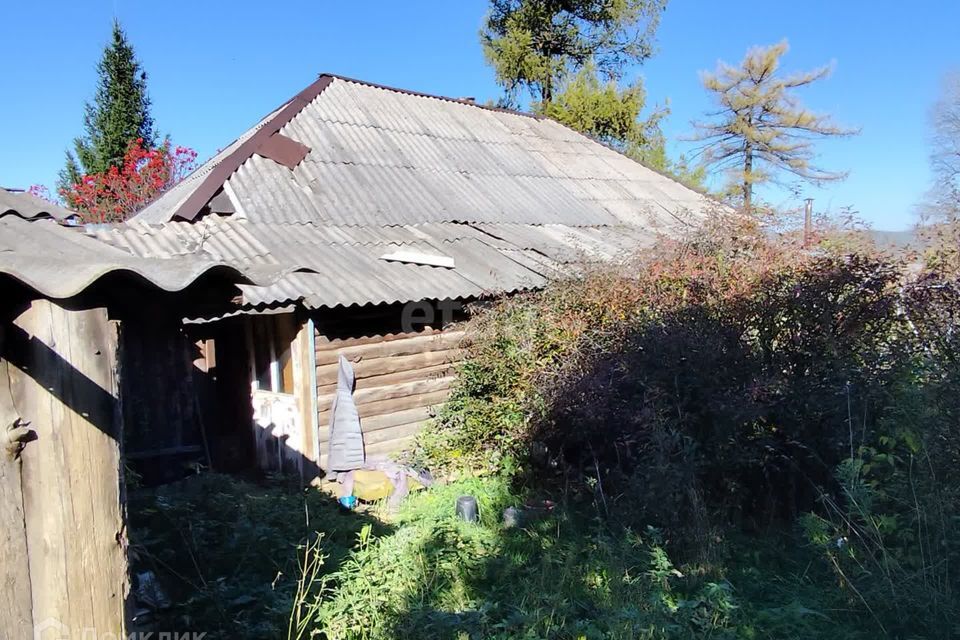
[{"xmin": 312, "ymin": 304, "xmax": 465, "ymax": 471}]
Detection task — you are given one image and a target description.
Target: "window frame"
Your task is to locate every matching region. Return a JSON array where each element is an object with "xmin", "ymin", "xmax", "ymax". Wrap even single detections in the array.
[{"xmin": 246, "ymin": 315, "xmax": 296, "ymax": 396}]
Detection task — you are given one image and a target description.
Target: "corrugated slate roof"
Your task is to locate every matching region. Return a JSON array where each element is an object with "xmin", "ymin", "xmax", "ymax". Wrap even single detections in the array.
[
  {"xmin": 89, "ymin": 218, "xmax": 648, "ymax": 309},
  {"xmin": 0, "ymin": 216, "xmax": 254, "ymax": 299},
  {"xmin": 119, "ymin": 73, "xmax": 720, "ymax": 311},
  {"xmin": 0, "ymin": 187, "xmax": 79, "ymax": 222},
  {"xmin": 132, "ymin": 74, "xmax": 714, "ymax": 228}
]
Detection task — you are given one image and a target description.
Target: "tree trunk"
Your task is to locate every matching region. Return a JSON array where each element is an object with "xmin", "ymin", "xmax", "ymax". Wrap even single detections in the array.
[{"xmin": 742, "ymin": 143, "xmax": 753, "ymax": 215}]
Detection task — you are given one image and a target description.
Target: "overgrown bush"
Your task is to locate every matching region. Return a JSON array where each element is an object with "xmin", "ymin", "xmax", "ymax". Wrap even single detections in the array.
[{"xmin": 411, "ymin": 220, "xmax": 960, "ymax": 634}]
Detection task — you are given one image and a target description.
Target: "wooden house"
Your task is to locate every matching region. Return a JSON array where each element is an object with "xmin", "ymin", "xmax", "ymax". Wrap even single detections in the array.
[
  {"xmin": 0, "ymin": 191, "xmax": 256, "ymax": 637},
  {"xmin": 89, "ymin": 73, "xmax": 718, "ymax": 477}
]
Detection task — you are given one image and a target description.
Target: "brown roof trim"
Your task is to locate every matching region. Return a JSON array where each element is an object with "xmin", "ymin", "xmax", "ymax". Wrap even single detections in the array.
[
  {"xmin": 168, "ymin": 73, "xmax": 543, "ymax": 222},
  {"xmin": 170, "ymin": 73, "xmax": 547, "ymax": 220},
  {"xmin": 171, "ymin": 74, "xmax": 335, "ymax": 221},
  {"xmin": 256, "ymin": 132, "xmax": 311, "ymax": 170}
]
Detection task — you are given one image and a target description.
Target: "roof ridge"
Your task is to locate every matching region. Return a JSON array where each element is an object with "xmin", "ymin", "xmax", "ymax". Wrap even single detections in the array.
[
  {"xmin": 137, "ymin": 71, "xmax": 716, "ymax": 225},
  {"xmin": 324, "ymin": 73, "xmax": 544, "ymax": 121}
]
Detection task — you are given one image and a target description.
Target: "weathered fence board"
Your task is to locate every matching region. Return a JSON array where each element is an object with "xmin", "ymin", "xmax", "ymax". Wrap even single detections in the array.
[{"xmin": 4, "ymin": 300, "xmax": 127, "ymax": 637}]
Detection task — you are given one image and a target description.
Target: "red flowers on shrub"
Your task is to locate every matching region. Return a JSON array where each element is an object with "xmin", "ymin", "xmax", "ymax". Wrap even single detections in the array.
[{"xmin": 60, "ymin": 138, "xmax": 197, "ymax": 223}]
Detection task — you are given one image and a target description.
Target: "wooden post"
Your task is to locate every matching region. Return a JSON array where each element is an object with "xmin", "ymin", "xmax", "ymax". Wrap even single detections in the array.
[
  {"xmin": 4, "ymin": 300, "xmax": 127, "ymax": 637},
  {"xmin": 0, "ymin": 333, "xmax": 33, "ymax": 639}
]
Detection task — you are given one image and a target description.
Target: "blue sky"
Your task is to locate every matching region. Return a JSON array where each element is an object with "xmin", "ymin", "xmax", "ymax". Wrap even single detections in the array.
[{"xmin": 1, "ymin": 1, "xmax": 957, "ymax": 230}]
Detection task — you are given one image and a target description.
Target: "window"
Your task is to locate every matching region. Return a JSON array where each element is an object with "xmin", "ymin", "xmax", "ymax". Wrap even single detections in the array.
[{"xmin": 249, "ymin": 314, "xmax": 297, "ymax": 394}]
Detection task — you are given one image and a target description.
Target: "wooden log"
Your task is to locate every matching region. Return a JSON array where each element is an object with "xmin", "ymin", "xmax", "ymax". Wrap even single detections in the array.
[
  {"xmin": 318, "ymin": 388, "xmax": 451, "ymax": 425},
  {"xmin": 316, "ymin": 349, "xmax": 463, "ymax": 385},
  {"xmin": 361, "ymin": 420, "xmax": 430, "ymax": 447},
  {"xmin": 6, "ymin": 301, "xmax": 127, "ymax": 637},
  {"xmin": 318, "ymin": 406, "xmax": 434, "ymax": 443},
  {"xmin": 315, "ymin": 327, "xmax": 443, "ymax": 351},
  {"xmin": 364, "ymin": 435, "xmax": 416, "ymax": 458},
  {"xmin": 317, "ymin": 376, "xmax": 455, "ymax": 409},
  {"xmin": 314, "ymin": 330, "xmax": 465, "ymax": 366},
  {"xmin": 317, "ymin": 362, "xmax": 458, "ymax": 395}
]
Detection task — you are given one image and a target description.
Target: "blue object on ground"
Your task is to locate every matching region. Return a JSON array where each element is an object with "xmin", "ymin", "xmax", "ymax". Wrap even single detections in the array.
[{"xmin": 338, "ymin": 495, "xmax": 357, "ymax": 510}]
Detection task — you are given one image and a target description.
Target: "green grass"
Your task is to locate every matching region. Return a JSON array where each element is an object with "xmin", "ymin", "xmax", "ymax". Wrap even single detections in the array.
[
  {"xmin": 300, "ymin": 476, "xmax": 872, "ymax": 640},
  {"xmin": 127, "ymin": 472, "xmax": 388, "ymax": 639},
  {"xmin": 129, "ymin": 473, "xmax": 893, "ymax": 639}
]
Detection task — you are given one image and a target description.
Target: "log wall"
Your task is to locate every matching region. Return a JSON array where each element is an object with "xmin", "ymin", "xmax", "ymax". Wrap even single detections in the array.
[{"xmin": 315, "ymin": 326, "xmax": 464, "ymax": 469}]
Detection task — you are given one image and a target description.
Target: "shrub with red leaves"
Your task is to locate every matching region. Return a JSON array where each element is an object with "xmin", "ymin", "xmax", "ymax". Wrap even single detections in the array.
[{"xmin": 60, "ymin": 138, "xmax": 197, "ymax": 223}]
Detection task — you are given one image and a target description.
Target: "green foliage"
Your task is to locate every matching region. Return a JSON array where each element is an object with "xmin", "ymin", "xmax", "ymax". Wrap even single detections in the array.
[
  {"xmin": 128, "ymin": 473, "xmax": 385, "ymax": 639},
  {"xmin": 690, "ymin": 41, "xmax": 856, "ymax": 212},
  {"xmin": 482, "ymin": 0, "xmax": 666, "ymax": 103},
  {"xmin": 413, "ymin": 220, "xmax": 960, "ymax": 634},
  {"xmin": 540, "ymin": 63, "xmax": 669, "ymax": 165},
  {"xmin": 481, "ymin": 0, "xmax": 690, "ymax": 184},
  {"xmin": 302, "ymin": 477, "xmax": 758, "ymax": 639},
  {"xmin": 59, "ymin": 20, "xmax": 155, "ymax": 199}
]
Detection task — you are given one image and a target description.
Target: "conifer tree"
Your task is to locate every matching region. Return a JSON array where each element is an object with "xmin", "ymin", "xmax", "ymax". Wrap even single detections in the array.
[
  {"xmin": 58, "ymin": 20, "xmax": 155, "ymax": 199},
  {"xmin": 480, "ymin": 0, "xmax": 702, "ymax": 184},
  {"xmin": 690, "ymin": 41, "xmax": 856, "ymax": 213},
  {"xmin": 482, "ymin": 0, "xmax": 666, "ymax": 105},
  {"xmin": 541, "ymin": 63, "xmax": 664, "ymax": 161}
]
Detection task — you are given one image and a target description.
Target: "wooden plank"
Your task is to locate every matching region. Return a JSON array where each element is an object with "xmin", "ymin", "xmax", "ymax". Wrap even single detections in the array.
[
  {"xmin": 314, "ymin": 331, "xmax": 465, "ymax": 366},
  {"xmin": 361, "ymin": 420, "xmax": 430, "ymax": 447},
  {"xmin": 7, "ymin": 301, "xmax": 127, "ymax": 637},
  {"xmin": 0, "ymin": 343, "xmax": 33, "ymax": 637},
  {"xmin": 0, "ymin": 448, "xmax": 32, "ymax": 638},
  {"xmin": 315, "ymin": 327, "xmax": 443, "ymax": 351},
  {"xmin": 318, "ymin": 406, "xmax": 434, "ymax": 444},
  {"xmin": 316, "ymin": 349, "xmax": 463, "ymax": 385},
  {"xmin": 317, "ymin": 376, "xmax": 455, "ymax": 409},
  {"xmin": 317, "ymin": 362, "xmax": 458, "ymax": 395},
  {"xmin": 318, "ymin": 388, "xmax": 451, "ymax": 425},
  {"xmin": 0, "ymin": 346, "xmax": 33, "ymax": 638}
]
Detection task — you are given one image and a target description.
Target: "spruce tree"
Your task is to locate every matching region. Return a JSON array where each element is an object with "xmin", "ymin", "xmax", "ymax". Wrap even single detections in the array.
[{"xmin": 58, "ymin": 20, "xmax": 154, "ymax": 197}]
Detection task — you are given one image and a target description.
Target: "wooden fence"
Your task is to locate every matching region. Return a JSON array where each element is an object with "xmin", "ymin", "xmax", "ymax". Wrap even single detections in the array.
[{"xmin": 1, "ymin": 299, "xmax": 127, "ymax": 638}]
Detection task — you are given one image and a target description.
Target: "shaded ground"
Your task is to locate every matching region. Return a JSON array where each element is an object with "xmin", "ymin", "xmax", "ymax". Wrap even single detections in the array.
[
  {"xmin": 127, "ymin": 472, "xmax": 390, "ymax": 639},
  {"xmin": 128, "ymin": 472, "xmax": 877, "ymax": 640}
]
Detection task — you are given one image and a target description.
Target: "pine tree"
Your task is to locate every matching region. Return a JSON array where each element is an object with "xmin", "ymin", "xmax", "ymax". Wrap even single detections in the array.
[
  {"xmin": 480, "ymin": 0, "xmax": 700, "ymax": 183},
  {"xmin": 541, "ymin": 63, "xmax": 664, "ymax": 157},
  {"xmin": 481, "ymin": 0, "xmax": 666, "ymax": 105},
  {"xmin": 690, "ymin": 41, "xmax": 856, "ymax": 214},
  {"xmin": 58, "ymin": 20, "xmax": 155, "ymax": 199}
]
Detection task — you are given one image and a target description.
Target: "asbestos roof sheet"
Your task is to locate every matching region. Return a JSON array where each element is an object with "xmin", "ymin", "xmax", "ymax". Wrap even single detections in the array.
[
  {"xmin": 90, "ymin": 218, "xmax": 620, "ymax": 309},
  {"xmin": 131, "ymin": 74, "xmax": 718, "ymax": 228},
  {"xmin": 0, "ymin": 216, "xmax": 252, "ymax": 299},
  {"xmin": 0, "ymin": 187, "xmax": 79, "ymax": 222}
]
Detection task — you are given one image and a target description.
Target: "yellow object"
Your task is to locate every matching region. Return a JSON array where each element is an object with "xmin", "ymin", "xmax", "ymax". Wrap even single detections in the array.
[{"xmin": 352, "ymin": 469, "xmax": 425, "ymax": 502}]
